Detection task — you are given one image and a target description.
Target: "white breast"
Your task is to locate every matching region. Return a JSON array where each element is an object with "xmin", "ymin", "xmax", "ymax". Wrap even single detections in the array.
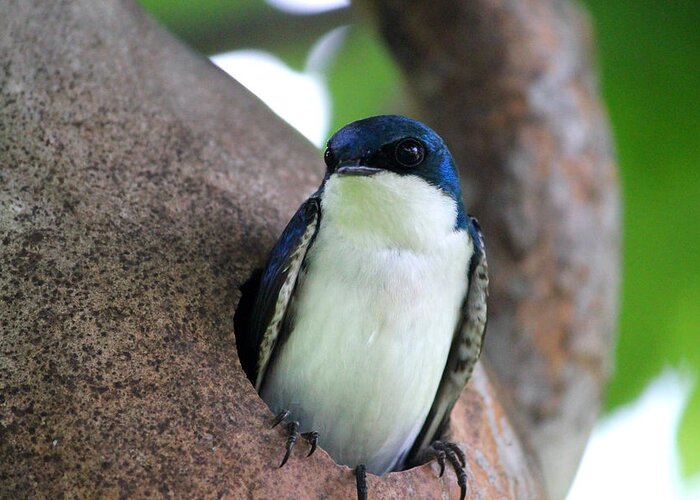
[{"xmin": 260, "ymin": 172, "xmax": 472, "ymax": 474}]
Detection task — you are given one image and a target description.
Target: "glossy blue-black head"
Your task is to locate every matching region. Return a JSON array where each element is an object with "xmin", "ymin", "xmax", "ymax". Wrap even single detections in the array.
[{"xmin": 323, "ymin": 115, "xmax": 467, "ymax": 229}]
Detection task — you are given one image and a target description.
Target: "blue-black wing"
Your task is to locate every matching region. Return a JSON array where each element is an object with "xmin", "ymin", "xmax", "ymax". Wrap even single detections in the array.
[
  {"xmin": 408, "ymin": 216, "xmax": 489, "ymax": 459},
  {"xmin": 249, "ymin": 196, "xmax": 321, "ymax": 391}
]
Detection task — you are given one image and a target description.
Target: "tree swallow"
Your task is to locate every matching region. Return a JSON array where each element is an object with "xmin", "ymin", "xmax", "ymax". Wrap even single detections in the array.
[{"xmin": 245, "ymin": 115, "xmax": 488, "ymax": 499}]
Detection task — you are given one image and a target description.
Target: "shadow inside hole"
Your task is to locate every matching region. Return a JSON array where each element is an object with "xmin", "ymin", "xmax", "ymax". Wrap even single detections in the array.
[{"xmin": 233, "ymin": 267, "xmax": 263, "ymax": 385}]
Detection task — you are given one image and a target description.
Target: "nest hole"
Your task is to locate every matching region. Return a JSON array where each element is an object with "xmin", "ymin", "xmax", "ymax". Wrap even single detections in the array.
[{"xmin": 233, "ymin": 268, "xmax": 263, "ymax": 385}]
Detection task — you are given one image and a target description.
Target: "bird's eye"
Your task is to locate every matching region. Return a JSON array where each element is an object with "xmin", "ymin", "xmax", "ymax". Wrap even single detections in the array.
[
  {"xmin": 394, "ymin": 138, "xmax": 425, "ymax": 167},
  {"xmin": 324, "ymin": 147, "xmax": 335, "ymax": 167}
]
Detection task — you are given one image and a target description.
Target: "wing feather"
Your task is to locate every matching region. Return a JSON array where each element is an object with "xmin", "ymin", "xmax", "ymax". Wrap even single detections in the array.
[{"xmin": 249, "ymin": 197, "xmax": 321, "ymax": 391}]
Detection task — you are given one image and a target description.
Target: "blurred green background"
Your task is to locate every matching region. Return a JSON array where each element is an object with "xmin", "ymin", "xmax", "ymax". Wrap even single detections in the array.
[{"xmin": 139, "ymin": 0, "xmax": 700, "ymax": 479}]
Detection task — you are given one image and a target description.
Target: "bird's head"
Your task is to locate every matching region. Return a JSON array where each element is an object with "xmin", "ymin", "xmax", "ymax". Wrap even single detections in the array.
[{"xmin": 321, "ymin": 115, "xmax": 467, "ymax": 238}]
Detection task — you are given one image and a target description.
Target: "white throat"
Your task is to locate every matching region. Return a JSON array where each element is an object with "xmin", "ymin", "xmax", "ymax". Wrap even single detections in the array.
[{"xmin": 320, "ymin": 172, "xmax": 460, "ymax": 251}]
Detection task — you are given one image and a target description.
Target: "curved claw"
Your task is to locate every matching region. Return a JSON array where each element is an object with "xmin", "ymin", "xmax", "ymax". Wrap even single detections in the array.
[
  {"xmin": 301, "ymin": 431, "xmax": 319, "ymax": 457},
  {"xmin": 272, "ymin": 409, "xmax": 290, "ymax": 429},
  {"xmin": 458, "ymin": 474, "xmax": 467, "ymax": 500},
  {"xmin": 442, "ymin": 444, "xmax": 467, "ymax": 500},
  {"xmin": 279, "ymin": 450, "xmax": 292, "ymax": 468},
  {"xmin": 355, "ymin": 464, "xmax": 367, "ymax": 500},
  {"xmin": 279, "ymin": 420, "xmax": 299, "ymax": 468}
]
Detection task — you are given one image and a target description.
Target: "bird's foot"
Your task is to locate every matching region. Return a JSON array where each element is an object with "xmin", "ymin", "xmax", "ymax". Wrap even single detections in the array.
[
  {"xmin": 273, "ymin": 410, "xmax": 365, "ymax": 499},
  {"xmin": 355, "ymin": 464, "xmax": 367, "ymax": 500},
  {"xmin": 420, "ymin": 441, "xmax": 467, "ymax": 500},
  {"xmin": 272, "ymin": 409, "xmax": 319, "ymax": 467}
]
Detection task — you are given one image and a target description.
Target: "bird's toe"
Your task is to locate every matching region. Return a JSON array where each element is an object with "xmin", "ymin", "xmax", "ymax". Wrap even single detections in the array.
[
  {"xmin": 271, "ymin": 410, "xmax": 320, "ymax": 467},
  {"xmin": 425, "ymin": 441, "xmax": 468, "ymax": 500},
  {"xmin": 355, "ymin": 464, "xmax": 367, "ymax": 500}
]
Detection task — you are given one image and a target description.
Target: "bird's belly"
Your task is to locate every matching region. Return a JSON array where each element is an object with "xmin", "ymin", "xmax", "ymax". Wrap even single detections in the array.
[{"xmin": 260, "ymin": 238, "xmax": 468, "ymax": 474}]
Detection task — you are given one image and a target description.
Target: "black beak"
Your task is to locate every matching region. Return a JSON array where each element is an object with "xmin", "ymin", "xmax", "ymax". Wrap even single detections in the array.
[{"xmin": 336, "ymin": 160, "xmax": 382, "ymax": 177}]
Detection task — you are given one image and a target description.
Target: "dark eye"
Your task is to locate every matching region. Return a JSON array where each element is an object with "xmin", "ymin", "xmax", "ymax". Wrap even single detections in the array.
[
  {"xmin": 324, "ymin": 147, "xmax": 335, "ymax": 167},
  {"xmin": 394, "ymin": 138, "xmax": 425, "ymax": 167}
]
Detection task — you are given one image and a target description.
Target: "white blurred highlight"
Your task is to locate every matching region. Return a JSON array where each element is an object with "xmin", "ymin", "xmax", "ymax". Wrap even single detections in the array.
[
  {"xmin": 266, "ymin": 0, "xmax": 350, "ymax": 15},
  {"xmin": 568, "ymin": 370, "xmax": 700, "ymax": 500},
  {"xmin": 211, "ymin": 50, "xmax": 331, "ymax": 147}
]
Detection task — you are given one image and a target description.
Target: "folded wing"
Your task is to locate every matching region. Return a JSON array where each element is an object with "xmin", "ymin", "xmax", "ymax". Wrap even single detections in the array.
[{"xmin": 249, "ymin": 197, "xmax": 322, "ymax": 391}]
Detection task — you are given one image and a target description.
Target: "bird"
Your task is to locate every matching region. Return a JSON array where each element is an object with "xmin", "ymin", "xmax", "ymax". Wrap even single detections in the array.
[{"xmin": 244, "ymin": 115, "xmax": 488, "ymax": 499}]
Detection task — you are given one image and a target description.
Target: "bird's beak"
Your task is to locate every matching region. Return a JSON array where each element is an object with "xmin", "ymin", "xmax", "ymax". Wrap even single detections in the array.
[{"xmin": 336, "ymin": 160, "xmax": 382, "ymax": 177}]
